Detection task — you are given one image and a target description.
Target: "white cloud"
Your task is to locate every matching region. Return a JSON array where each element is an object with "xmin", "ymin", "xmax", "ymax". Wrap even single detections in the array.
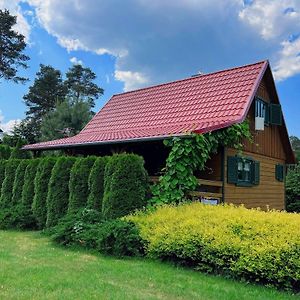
[
  {"xmin": 58, "ymin": 37, "xmax": 87, "ymax": 52},
  {"xmin": 239, "ymin": 0, "xmax": 300, "ymax": 40},
  {"xmin": 239, "ymin": 0, "xmax": 300, "ymax": 80},
  {"xmin": 273, "ymin": 38, "xmax": 300, "ymax": 81},
  {"xmin": 0, "ymin": 0, "xmax": 31, "ymax": 41},
  {"xmin": 24, "ymin": 0, "xmax": 250, "ymax": 90},
  {"xmin": 0, "ymin": 111, "xmax": 21, "ymax": 134},
  {"xmin": 70, "ymin": 56, "xmax": 83, "ymax": 65},
  {"xmin": 115, "ymin": 70, "xmax": 148, "ymax": 91},
  {"xmin": 22, "ymin": 0, "xmax": 300, "ymax": 87}
]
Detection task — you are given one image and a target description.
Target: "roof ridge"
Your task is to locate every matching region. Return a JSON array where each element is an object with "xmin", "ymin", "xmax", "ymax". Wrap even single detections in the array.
[{"xmin": 113, "ymin": 59, "xmax": 268, "ymax": 97}]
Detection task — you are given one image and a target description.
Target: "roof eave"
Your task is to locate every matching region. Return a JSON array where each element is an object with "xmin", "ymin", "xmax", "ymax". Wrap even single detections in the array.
[{"xmin": 22, "ymin": 133, "xmax": 192, "ymax": 151}]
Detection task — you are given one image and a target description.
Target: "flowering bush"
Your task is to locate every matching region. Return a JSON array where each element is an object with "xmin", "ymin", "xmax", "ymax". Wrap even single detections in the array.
[{"xmin": 127, "ymin": 202, "xmax": 300, "ymax": 291}]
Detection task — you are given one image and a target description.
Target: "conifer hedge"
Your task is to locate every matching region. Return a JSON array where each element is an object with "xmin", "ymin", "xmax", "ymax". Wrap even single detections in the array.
[
  {"xmin": 12, "ymin": 160, "xmax": 30, "ymax": 206},
  {"xmin": 46, "ymin": 157, "xmax": 76, "ymax": 227},
  {"xmin": 68, "ymin": 156, "xmax": 96, "ymax": 213},
  {"xmin": 87, "ymin": 156, "xmax": 109, "ymax": 211},
  {"xmin": 0, "ymin": 159, "xmax": 21, "ymax": 228},
  {"xmin": 102, "ymin": 154, "xmax": 148, "ymax": 219},
  {"xmin": 32, "ymin": 157, "xmax": 57, "ymax": 229},
  {"xmin": 0, "ymin": 159, "xmax": 20, "ymax": 209},
  {"xmin": 0, "ymin": 145, "xmax": 11, "ymax": 160},
  {"xmin": 9, "ymin": 159, "xmax": 41, "ymax": 229},
  {"xmin": 0, "ymin": 160, "xmax": 7, "ymax": 198},
  {"xmin": 21, "ymin": 159, "xmax": 40, "ymax": 207}
]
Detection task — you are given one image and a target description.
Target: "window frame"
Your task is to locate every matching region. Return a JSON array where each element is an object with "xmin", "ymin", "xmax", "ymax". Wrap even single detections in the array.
[
  {"xmin": 227, "ymin": 155, "xmax": 260, "ymax": 187},
  {"xmin": 255, "ymin": 97, "xmax": 269, "ymax": 125},
  {"xmin": 236, "ymin": 157, "xmax": 255, "ymax": 187}
]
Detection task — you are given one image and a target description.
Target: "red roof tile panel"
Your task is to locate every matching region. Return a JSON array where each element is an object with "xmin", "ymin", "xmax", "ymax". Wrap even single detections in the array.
[{"xmin": 23, "ymin": 60, "xmax": 268, "ymax": 150}]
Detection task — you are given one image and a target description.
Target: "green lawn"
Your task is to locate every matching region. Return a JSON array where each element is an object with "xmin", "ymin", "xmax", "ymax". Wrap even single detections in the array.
[{"xmin": 0, "ymin": 231, "xmax": 298, "ymax": 300}]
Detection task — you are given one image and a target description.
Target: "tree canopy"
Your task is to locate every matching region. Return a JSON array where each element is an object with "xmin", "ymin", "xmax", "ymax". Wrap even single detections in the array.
[
  {"xmin": 40, "ymin": 100, "xmax": 93, "ymax": 141},
  {"xmin": 24, "ymin": 64, "xmax": 67, "ymax": 119},
  {"xmin": 290, "ymin": 136, "xmax": 300, "ymax": 162},
  {"xmin": 65, "ymin": 64, "xmax": 103, "ymax": 108},
  {"xmin": 0, "ymin": 9, "xmax": 29, "ymax": 83}
]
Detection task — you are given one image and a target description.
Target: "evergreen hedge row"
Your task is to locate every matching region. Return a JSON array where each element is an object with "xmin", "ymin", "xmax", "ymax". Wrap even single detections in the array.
[
  {"xmin": 0, "ymin": 153, "xmax": 149, "ymax": 230},
  {"xmin": 0, "ymin": 160, "xmax": 7, "ymax": 198},
  {"xmin": 0, "ymin": 159, "xmax": 20, "ymax": 209},
  {"xmin": 68, "ymin": 156, "xmax": 96, "ymax": 213},
  {"xmin": 32, "ymin": 157, "xmax": 57, "ymax": 229},
  {"xmin": 0, "ymin": 159, "xmax": 21, "ymax": 228},
  {"xmin": 87, "ymin": 156, "xmax": 109, "ymax": 210},
  {"xmin": 0, "ymin": 145, "xmax": 11, "ymax": 160},
  {"xmin": 12, "ymin": 159, "xmax": 41, "ymax": 228},
  {"xmin": 12, "ymin": 160, "xmax": 30, "ymax": 206},
  {"xmin": 102, "ymin": 154, "xmax": 148, "ymax": 219},
  {"xmin": 46, "ymin": 157, "xmax": 76, "ymax": 227}
]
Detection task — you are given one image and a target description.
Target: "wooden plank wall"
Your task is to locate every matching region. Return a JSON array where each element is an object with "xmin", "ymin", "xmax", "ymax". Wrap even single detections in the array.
[
  {"xmin": 224, "ymin": 148, "xmax": 285, "ymax": 210},
  {"xmin": 243, "ymin": 78, "xmax": 286, "ymax": 160},
  {"xmin": 197, "ymin": 152, "xmax": 222, "ymax": 181}
]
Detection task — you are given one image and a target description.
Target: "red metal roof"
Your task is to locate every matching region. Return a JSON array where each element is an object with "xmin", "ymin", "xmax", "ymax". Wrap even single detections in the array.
[{"xmin": 23, "ymin": 60, "xmax": 268, "ymax": 150}]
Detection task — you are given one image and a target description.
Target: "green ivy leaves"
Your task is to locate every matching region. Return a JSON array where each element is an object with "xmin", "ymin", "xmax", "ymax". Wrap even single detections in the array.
[{"xmin": 152, "ymin": 121, "xmax": 252, "ymax": 205}]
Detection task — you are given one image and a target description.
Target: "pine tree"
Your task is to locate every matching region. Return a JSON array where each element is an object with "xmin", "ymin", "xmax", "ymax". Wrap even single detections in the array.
[
  {"xmin": 0, "ymin": 9, "xmax": 29, "ymax": 83},
  {"xmin": 65, "ymin": 64, "xmax": 103, "ymax": 107}
]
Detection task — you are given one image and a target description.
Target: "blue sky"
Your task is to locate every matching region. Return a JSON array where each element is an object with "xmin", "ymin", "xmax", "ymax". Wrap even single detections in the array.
[{"xmin": 0, "ymin": 0, "xmax": 299, "ymax": 137}]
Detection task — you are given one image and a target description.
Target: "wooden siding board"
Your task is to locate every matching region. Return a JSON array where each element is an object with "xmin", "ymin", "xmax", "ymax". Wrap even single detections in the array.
[
  {"xmin": 224, "ymin": 148, "xmax": 285, "ymax": 210},
  {"xmin": 242, "ymin": 76, "xmax": 286, "ymax": 160}
]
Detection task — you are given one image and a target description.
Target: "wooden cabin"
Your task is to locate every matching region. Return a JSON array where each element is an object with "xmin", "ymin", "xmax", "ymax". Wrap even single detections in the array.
[{"xmin": 23, "ymin": 60, "xmax": 295, "ymax": 210}]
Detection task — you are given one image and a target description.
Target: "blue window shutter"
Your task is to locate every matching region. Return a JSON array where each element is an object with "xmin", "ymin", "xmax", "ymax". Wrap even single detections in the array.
[
  {"xmin": 270, "ymin": 104, "xmax": 282, "ymax": 125},
  {"xmin": 227, "ymin": 156, "xmax": 238, "ymax": 184}
]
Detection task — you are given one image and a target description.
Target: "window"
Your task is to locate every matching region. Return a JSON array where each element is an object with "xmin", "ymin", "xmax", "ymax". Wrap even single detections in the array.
[
  {"xmin": 275, "ymin": 164, "xmax": 284, "ymax": 182},
  {"xmin": 237, "ymin": 159, "xmax": 252, "ymax": 183},
  {"xmin": 227, "ymin": 156, "xmax": 260, "ymax": 186},
  {"xmin": 255, "ymin": 98, "xmax": 269, "ymax": 124},
  {"xmin": 255, "ymin": 97, "xmax": 282, "ymax": 126}
]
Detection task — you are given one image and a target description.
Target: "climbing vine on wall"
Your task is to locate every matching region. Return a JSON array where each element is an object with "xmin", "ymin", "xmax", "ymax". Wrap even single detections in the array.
[{"xmin": 151, "ymin": 121, "xmax": 252, "ymax": 205}]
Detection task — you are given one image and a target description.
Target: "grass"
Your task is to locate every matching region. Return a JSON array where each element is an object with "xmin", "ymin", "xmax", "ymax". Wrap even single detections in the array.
[{"xmin": 0, "ymin": 231, "xmax": 298, "ymax": 300}]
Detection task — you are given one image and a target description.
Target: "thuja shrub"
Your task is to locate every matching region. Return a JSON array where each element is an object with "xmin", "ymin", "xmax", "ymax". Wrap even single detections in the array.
[
  {"xmin": 68, "ymin": 156, "xmax": 96, "ymax": 213},
  {"xmin": 102, "ymin": 154, "xmax": 148, "ymax": 219},
  {"xmin": 0, "ymin": 160, "xmax": 7, "ymax": 198},
  {"xmin": 0, "ymin": 159, "xmax": 21, "ymax": 228},
  {"xmin": 286, "ymin": 164, "xmax": 300, "ymax": 213},
  {"xmin": 128, "ymin": 202, "xmax": 300, "ymax": 291},
  {"xmin": 1, "ymin": 159, "xmax": 30, "ymax": 229},
  {"xmin": 87, "ymin": 156, "xmax": 109, "ymax": 211},
  {"xmin": 9, "ymin": 159, "xmax": 41, "ymax": 229},
  {"xmin": 0, "ymin": 159, "xmax": 20, "ymax": 209},
  {"xmin": 12, "ymin": 160, "xmax": 30, "ymax": 206},
  {"xmin": 0, "ymin": 145, "xmax": 11, "ymax": 160},
  {"xmin": 32, "ymin": 157, "xmax": 57, "ymax": 229},
  {"xmin": 46, "ymin": 156, "xmax": 76, "ymax": 228},
  {"xmin": 21, "ymin": 159, "xmax": 40, "ymax": 207}
]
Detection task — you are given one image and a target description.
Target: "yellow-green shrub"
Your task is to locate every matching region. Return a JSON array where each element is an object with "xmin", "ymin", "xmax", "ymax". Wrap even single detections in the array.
[{"xmin": 127, "ymin": 202, "xmax": 300, "ymax": 291}]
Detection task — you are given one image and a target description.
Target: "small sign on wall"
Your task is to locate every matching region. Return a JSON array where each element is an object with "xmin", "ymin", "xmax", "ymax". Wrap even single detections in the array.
[
  {"xmin": 201, "ymin": 198, "xmax": 219, "ymax": 205},
  {"xmin": 255, "ymin": 116, "xmax": 265, "ymax": 131}
]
